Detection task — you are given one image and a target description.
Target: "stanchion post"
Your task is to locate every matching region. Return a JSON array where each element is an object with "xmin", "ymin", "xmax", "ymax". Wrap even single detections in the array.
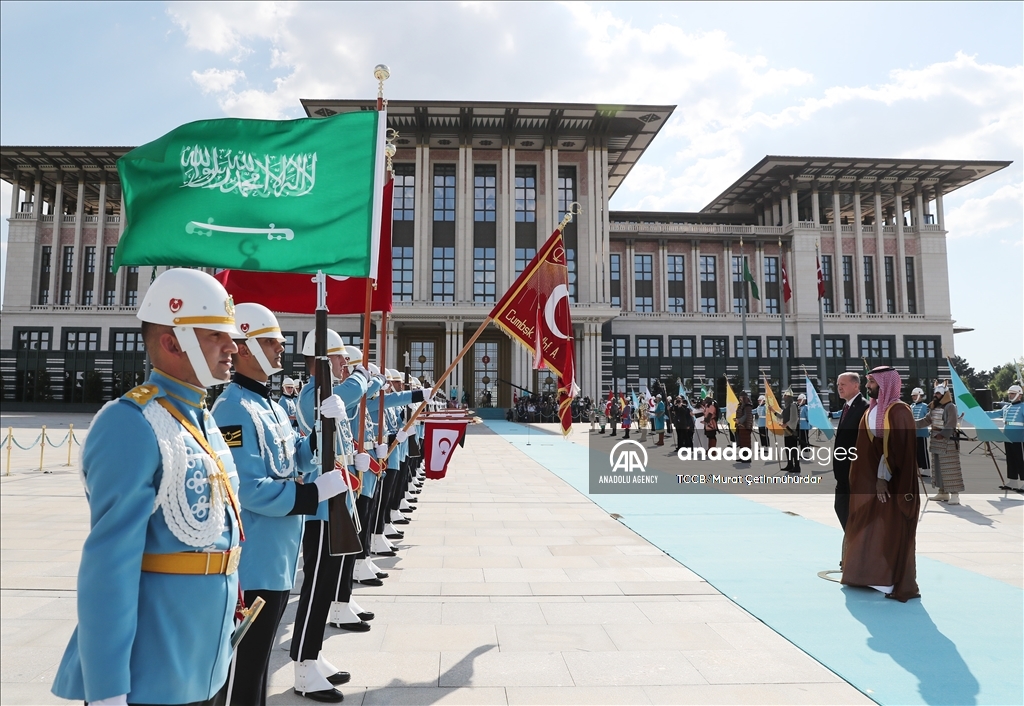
[
  {"xmin": 66, "ymin": 424, "xmax": 74, "ymax": 466},
  {"xmin": 5, "ymin": 427, "xmax": 11, "ymax": 476},
  {"xmin": 39, "ymin": 426, "xmax": 46, "ymax": 472}
]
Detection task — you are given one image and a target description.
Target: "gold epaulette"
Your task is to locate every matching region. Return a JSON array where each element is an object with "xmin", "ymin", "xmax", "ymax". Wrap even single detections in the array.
[{"xmin": 123, "ymin": 384, "xmax": 160, "ymax": 407}]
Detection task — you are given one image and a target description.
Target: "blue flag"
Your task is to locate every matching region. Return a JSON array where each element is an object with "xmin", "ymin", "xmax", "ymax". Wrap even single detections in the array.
[
  {"xmin": 804, "ymin": 376, "xmax": 835, "ymax": 440},
  {"xmin": 948, "ymin": 360, "xmax": 1008, "ymax": 442}
]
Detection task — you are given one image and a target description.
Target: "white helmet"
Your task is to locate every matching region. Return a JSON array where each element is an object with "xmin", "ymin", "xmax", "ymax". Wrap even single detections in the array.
[
  {"xmin": 386, "ymin": 368, "xmax": 403, "ymax": 382},
  {"xmin": 233, "ymin": 303, "xmax": 285, "ymax": 377},
  {"xmin": 911, "ymin": 387, "xmax": 924, "ymax": 399},
  {"xmin": 302, "ymin": 329, "xmax": 344, "ymax": 357},
  {"xmin": 282, "ymin": 376, "xmax": 296, "ymax": 391},
  {"xmin": 934, "ymin": 384, "xmax": 947, "ymax": 396},
  {"xmin": 343, "ymin": 345, "xmax": 363, "ymax": 369},
  {"xmin": 758, "ymin": 395, "xmax": 766, "ymax": 402},
  {"xmin": 136, "ymin": 268, "xmax": 240, "ymax": 388},
  {"xmin": 367, "ymin": 363, "xmax": 381, "ymax": 375},
  {"xmin": 1008, "ymin": 384, "xmax": 1023, "ymax": 400},
  {"xmin": 798, "ymin": 393, "xmax": 807, "ymax": 402}
]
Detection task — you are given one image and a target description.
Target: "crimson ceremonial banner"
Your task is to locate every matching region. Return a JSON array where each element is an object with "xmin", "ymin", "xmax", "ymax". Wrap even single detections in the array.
[
  {"xmin": 488, "ymin": 228, "xmax": 578, "ymax": 435},
  {"xmin": 422, "ymin": 418, "xmax": 469, "ymax": 480},
  {"xmin": 215, "ymin": 178, "xmax": 394, "ymax": 314}
]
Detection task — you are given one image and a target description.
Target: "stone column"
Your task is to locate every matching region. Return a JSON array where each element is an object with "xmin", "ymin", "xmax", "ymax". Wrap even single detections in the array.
[
  {"xmin": 756, "ymin": 242, "xmax": 765, "ymax": 314},
  {"xmin": 92, "ymin": 179, "xmax": 107, "ymax": 307},
  {"xmin": 771, "ymin": 200, "xmax": 780, "ymax": 227},
  {"xmin": 456, "ymin": 143, "xmax": 469, "ymax": 302},
  {"xmin": 115, "ymin": 193, "xmax": 127, "ymax": 305},
  {"xmin": 415, "ymin": 143, "xmax": 430, "ymax": 302},
  {"xmin": 47, "ymin": 176, "xmax": 64, "ymax": 305},
  {"xmin": 895, "ymin": 186, "xmax": 909, "ymax": 313},
  {"xmin": 853, "ymin": 188, "xmax": 865, "ymax": 313},
  {"xmin": 790, "ymin": 189, "xmax": 800, "ymax": 225},
  {"xmin": 811, "ymin": 188, "xmax": 820, "ymax": 225},
  {"xmin": 724, "ymin": 241, "xmax": 734, "ymax": 312},
  {"xmin": 499, "ymin": 145, "xmax": 515, "ymax": 294},
  {"xmin": 692, "ymin": 241, "xmax": 700, "ymax": 312},
  {"xmin": 780, "ymin": 197, "xmax": 790, "ymax": 227},
  {"xmin": 873, "ymin": 187, "xmax": 884, "ymax": 311},
  {"xmin": 8, "ymin": 176, "xmax": 19, "ymax": 216},
  {"xmin": 32, "ymin": 172, "xmax": 42, "ymax": 216},
  {"xmin": 936, "ymin": 191, "xmax": 945, "ymax": 229},
  {"xmin": 762, "ymin": 201, "xmax": 771, "ymax": 226},
  {"xmin": 69, "ymin": 172, "xmax": 86, "ymax": 304},
  {"xmin": 657, "ymin": 240, "xmax": 668, "ymax": 312},
  {"xmin": 914, "ymin": 185, "xmax": 925, "ymax": 228},
  {"xmin": 624, "ymin": 239, "xmax": 635, "ymax": 311},
  {"xmin": 832, "ymin": 189, "xmax": 842, "ymax": 304}
]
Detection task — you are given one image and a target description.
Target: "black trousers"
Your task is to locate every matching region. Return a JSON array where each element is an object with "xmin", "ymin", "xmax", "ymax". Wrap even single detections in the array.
[
  {"xmin": 758, "ymin": 427, "xmax": 769, "ymax": 447},
  {"xmin": 229, "ymin": 589, "xmax": 290, "ymax": 706},
  {"xmin": 834, "ymin": 466, "xmax": 851, "ymax": 530},
  {"xmin": 337, "ymin": 493, "xmax": 374, "ymax": 601},
  {"xmin": 675, "ymin": 427, "xmax": 693, "ymax": 449},
  {"xmin": 916, "ymin": 437, "xmax": 930, "ymax": 470},
  {"xmin": 1007, "ymin": 441, "xmax": 1024, "ymax": 480},
  {"xmin": 290, "ymin": 520, "xmax": 343, "ymax": 662},
  {"xmin": 783, "ymin": 435, "xmax": 801, "ymax": 470}
]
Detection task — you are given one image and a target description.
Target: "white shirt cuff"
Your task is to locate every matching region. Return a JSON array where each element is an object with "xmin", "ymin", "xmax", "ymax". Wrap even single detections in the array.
[{"xmin": 877, "ymin": 456, "xmax": 892, "ymax": 481}]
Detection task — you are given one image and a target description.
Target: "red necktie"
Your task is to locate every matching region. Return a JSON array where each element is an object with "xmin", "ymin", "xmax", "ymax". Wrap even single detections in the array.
[{"xmin": 839, "ymin": 403, "xmax": 850, "ymax": 425}]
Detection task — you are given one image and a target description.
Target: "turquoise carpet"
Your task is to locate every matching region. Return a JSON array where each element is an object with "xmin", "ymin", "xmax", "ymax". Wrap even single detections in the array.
[{"xmin": 484, "ymin": 420, "xmax": 1024, "ymax": 706}]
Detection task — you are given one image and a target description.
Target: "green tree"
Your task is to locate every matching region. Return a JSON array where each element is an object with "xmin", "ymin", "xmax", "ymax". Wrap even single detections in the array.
[{"xmin": 988, "ymin": 363, "xmax": 1021, "ymax": 401}]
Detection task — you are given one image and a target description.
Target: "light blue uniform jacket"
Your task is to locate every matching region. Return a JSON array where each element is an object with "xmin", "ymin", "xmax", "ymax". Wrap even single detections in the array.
[
  {"xmin": 798, "ymin": 404, "xmax": 810, "ymax": 430},
  {"xmin": 52, "ymin": 371, "xmax": 240, "ymax": 704},
  {"xmin": 281, "ymin": 394, "xmax": 299, "ymax": 430},
  {"xmin": 988, "ymin": 401, "xmax": 1024, "ymax": 442},
  {"xmin": 212, "ymin": 378, "xmax": 317, "ymax": 591},
  {"xmin": 910, "ymin": 401, "xmax": 931, "ymax": 438},
  {"xmin": 755, "ymin": 403, "xmax": 767, "ymax": 428},
  {"xmin": 296, "ymin": 372, "xmax": 368, "ymax": 516}
]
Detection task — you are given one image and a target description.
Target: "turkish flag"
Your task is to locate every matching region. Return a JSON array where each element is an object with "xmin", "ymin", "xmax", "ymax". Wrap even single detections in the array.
[
  {"xmin": 815, "ymin": 254, "xmax": 826, "ymax": 299},
  {"xmin": 215, "ymin": 178, "xmax": 394, "ymax": 314},
  {"xmin": 489, "ymin": 228, "xmax": 578, "ymax": 435},
  {"xmin": 780, "ymin": 254, "xmax": 793, "ymax": 303},
  {"xmin": 422, "ymin": 418, "xmax": 469, "ymax": 480}
]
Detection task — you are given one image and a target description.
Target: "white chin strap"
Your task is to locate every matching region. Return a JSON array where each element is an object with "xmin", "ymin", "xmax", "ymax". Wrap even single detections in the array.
[
  {"xmin": 246, "ymin": 339, "xmax": 283, "ymax": 376},
  {"xmin": 175, "ymin": 326, "xmax": 227, "ymax": 389}
]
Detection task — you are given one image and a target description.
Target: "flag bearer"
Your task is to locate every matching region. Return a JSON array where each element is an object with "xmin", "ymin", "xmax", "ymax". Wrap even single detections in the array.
[
  {"xmin": 52, "ymin": 269, "xmax": 244, "ymax": 706},
  {"xmin": 290, "ymin": 330, "xmax": 371, "ymax": 703},
  {"xmin": 988, "ymin": 384, "xmax": 1024, "ymax": 492},
  {"xmin": 212, "ymin": 304, "xmax": 350, "ymax": 705}
]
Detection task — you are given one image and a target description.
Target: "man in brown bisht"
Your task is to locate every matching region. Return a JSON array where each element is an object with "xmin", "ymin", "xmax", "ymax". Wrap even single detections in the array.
[{"xmin": 842, "ymin": 366, "xmax": 921, "ymax": 602}]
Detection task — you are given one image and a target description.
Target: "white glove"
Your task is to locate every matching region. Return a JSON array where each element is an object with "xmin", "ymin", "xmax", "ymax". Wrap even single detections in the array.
[
  {"xmin": 367, "ymin": 363, "xmax": 381, "ymax": 375},
  {"xmin": 375, "ymin": 443, "xmax": 388, "ymax": 458},
  {"xmin": 353, "ymin": 365, "xmax": 370, "ymax": 380},
  {"xmin": 354, "ymin": 453, "xmax": 371, "ymax": 472},
  {"xmin": 90, "ymin": 697, "xmax": 128, "ymax": 706},
  {"xmin": 320, "ymin": 394, "xmax": 346, "ymax": 420},
  {"xmin": 422, "ymin": 387, "xmax": 434, "ymax": 400},
  {"xmin": 396, "ymin": 429, "xmax": 409, "ymax": 443},
  {"xmin": 374, "ymin": 374, "xmax": 387, "ymax": 387},
  {"xmin": 313, "ymin": 470, "xmax": 348, "ymax": 500}
]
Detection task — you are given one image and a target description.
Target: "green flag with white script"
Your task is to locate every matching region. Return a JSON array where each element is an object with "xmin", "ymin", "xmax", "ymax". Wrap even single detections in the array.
[
  {"xmin": 743, "ymin": 259, "xmax": 760, "ymax": 300},
  {"xmin": 115, "ymin": 111, "xmax": 384, "ymax": 276}
]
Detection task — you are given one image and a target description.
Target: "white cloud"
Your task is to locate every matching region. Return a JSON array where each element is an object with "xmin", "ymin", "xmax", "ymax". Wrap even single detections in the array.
[
  {"xmin": 191, "ymin": 68, "xmax": 245, "ymax": 94},
  {"xmin": 944, "ymin": 182, "xmax": 1023, "ymax": 240}
]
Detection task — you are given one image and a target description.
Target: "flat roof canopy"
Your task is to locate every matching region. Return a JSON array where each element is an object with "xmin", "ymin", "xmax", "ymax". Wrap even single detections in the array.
[{"xmin": 300, "ymin": 99, "xmax": 675, "ymax": 196}]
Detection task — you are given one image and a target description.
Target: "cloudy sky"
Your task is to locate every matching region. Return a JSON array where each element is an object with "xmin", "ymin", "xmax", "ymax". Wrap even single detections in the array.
[{"xmin": 1, "ymin": 1, "xmax": 1021, "ymax": 369}]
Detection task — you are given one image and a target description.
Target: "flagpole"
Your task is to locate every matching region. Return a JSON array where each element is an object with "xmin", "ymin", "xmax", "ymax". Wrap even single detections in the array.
[
  {"xmin": 816, "ymin": 241, "xmax": 828, "ymax": 410},
  {"xmin": 740, "ymin": 237, "xmax": 749, "ymax": 394},
  {"xmin": 779, "ymin": 237, "xmax": 788, "ymax": 391}
]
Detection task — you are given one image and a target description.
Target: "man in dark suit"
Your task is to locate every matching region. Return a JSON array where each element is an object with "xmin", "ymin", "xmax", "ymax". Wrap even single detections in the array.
[{"xmin": 832, "ymin": 371, "xmax": 868, "ymax": 530}]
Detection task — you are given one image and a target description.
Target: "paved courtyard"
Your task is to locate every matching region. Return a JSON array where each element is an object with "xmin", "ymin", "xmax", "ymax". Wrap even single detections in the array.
[{"xmin": 1, "ymin": 413, "xmax": 1021, "ymax": 705}]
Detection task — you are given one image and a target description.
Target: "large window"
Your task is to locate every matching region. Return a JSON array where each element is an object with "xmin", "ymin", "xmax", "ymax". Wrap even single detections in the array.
[
  {"xmin": 124, "ymin": 266, "xmax": 139, "ymax": 307},
  {"xmin": 702, "ymin": 336, "xmax": 728, "ymax": 358},
  {"xmin": 884, "ymin": 256, "xmax": 896, "ymax": 313},
  {"xmin": 557, "ymin": 166, "xmax": 575, "ymax": 220},
  {"xmin": 63, "ymin": 328, "xmax": 99, "ymax": 351},
  {"xmin": 637, "ymin": 337, "xmax": 661, "ymax": 357},
  {"xmin": 433, "ymin": 164, "xmax": 456, "ymax": 222},
  {"xmin": 515, "ymin": 247, "xmax": 536, "ymax": 279},
  {"xmin": 609, "ymin": 253, "xmax": 621, "ymax": 307},
  {"xmin": 860, "ymin": 337, "xmax": 893, "ymax": 360},
  {"xmin": 731, "ymin": 255, "xmax": 750, "ymax": 313},
  {"xmin": 37, "ymin": 245, "xmax": 51, "ymax": 305},
  {"xmin": 566, "ymin": 249, "xmax": 577, "ymax": 302},
  {"xmin": 634, "ymin": 254, "xmax": 653, "ymax": 312},
  {"xmin": 906, "ymin": 337, "xmax": 939, "ymax": 358},
  {"xmin": 409, "ymin": 341, "xmax": 435, "ymax": 384},
  {"xmin": 514, "ymin": 165, "xmax": 536, "ymax": 222},
  {"xmin": 906, "ymin": 257, "xmax": 917, "ymax": 314},
  {"xmin": 393, "ymin": 164, "xmax": 415, "ymax": 221},
  {"xmin": 393, "ymin": 246, "xmax": 414, "ymax": 301},
  {"xmin": 767, "ymin": 336, "xmax": 792, "ymax": 358},
  {"xmin": 763, "ymin": 256, "xmax": 780, "ymax": 314},
  {"xmin": 111, "ymin": 329, "xmax": 144, "ymax": 352},
  {"xmin": 474, "ymin": 165, "xmax": 496, "ymax": 222},
  {"xmin": 699, "ymin": 255, "xmax": 717, "ymax": 313},
  {"xmin": 820, "ymin": 254, "xmax": 835, "ymax": 313},
  {"xmin": 431, "ymin": 246, "xmax": 455, "ymax": 301},
  {"xmin": 16, "ymin": 328, "xmax": 52, "ymax": 350},
  {"xmin": 60, "ymin": 246, "xmax": 74, "ymax": 305},
  {"xmin": 612, "ymin": 336, "xmax": 627, "ymax": 359},
  {"xmin": 103, "ymin": 246, "xmax": 117, "ymax": 306},
  {"xmin": 841, "ymin": 255, "xmax": 854, "ymax": 313},
  {"xmin": 667, "ymin": 255, "xmax": 685, "ymax": 312},
  {"xmin": 669, "ymin": 336, "xmax": 695, "ymax": 358},
  {"xmin": 863, "ymin": 255, "xmax": 876, "ymax": 313},
  {"xmin": 473, "ymin": 247, "xmax": 496, "ymax": 302},
  {"xmin": 814, "ymin": 335, "xmax": 848, "ymax": 358},
  {"xmin": 734, "ymin": 337, "xmax": 760, "ymax": 359},
  {"xmin": 81, "ymin": 246, "xmax": 96, "ymax": 305}
]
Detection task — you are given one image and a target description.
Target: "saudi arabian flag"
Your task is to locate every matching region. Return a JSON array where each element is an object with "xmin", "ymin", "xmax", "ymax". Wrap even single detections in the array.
[
  {"xmin": 115, "ymin": 111, "xmax": 386, "ymax": 276},
  {"xmin": 803, "ymin": 376, "xmax": 834, "ymax": 440},
  {"xmin": 743, "ymin": 259, "xmax": 760, "ymax": 300},
  {"xmin": 947, "ymin": 359, "xmax": 1008, "ymax": 442}
]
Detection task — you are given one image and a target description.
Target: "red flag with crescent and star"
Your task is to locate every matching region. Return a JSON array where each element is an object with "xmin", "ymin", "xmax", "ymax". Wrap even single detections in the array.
[{"xmin": 489, "ymin": 228, "xmax": 579, "ymax": 435}]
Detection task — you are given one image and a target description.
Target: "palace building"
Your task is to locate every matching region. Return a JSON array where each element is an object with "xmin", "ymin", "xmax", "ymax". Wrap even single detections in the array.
[{"xmin": 0, "ymin": 99, "xmax": 1010, "ymax": 408}]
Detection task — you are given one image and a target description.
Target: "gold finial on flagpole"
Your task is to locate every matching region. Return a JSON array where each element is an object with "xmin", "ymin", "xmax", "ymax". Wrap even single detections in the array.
[
  {"xmin": 385, "ymin": 128, "xmax": 398, "ymax": 173},
  {"xmin": 558, "ymin": 202, "xmax": 582, "ymax": 232},
  {"xmin": 374, "ymin": 64, "xmax": 390, "ymax": 104}
]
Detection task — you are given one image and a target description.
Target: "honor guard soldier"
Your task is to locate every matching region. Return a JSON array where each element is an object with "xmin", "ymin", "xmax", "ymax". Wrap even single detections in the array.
[
  {"xmin": 910, "ymin": 388, "xmax": 931, "ymax": 477},
  {"xmin": 988, "ymin": 384, "xmax": 1024, "ymax": 492},
  {"xmin": 52, "ymin": 269, "xmax": 245, "ymax": 706},
  {"xmin": 281, "ymin": 377, "xmax": 301, "ymax": 432},
  {"xmin": 211, "ymin": 303, "xmax": 349, "ymax": 705},
  {"xmin": 292, "ymin": 331, "xmax": 375, "ymax": 701}
]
